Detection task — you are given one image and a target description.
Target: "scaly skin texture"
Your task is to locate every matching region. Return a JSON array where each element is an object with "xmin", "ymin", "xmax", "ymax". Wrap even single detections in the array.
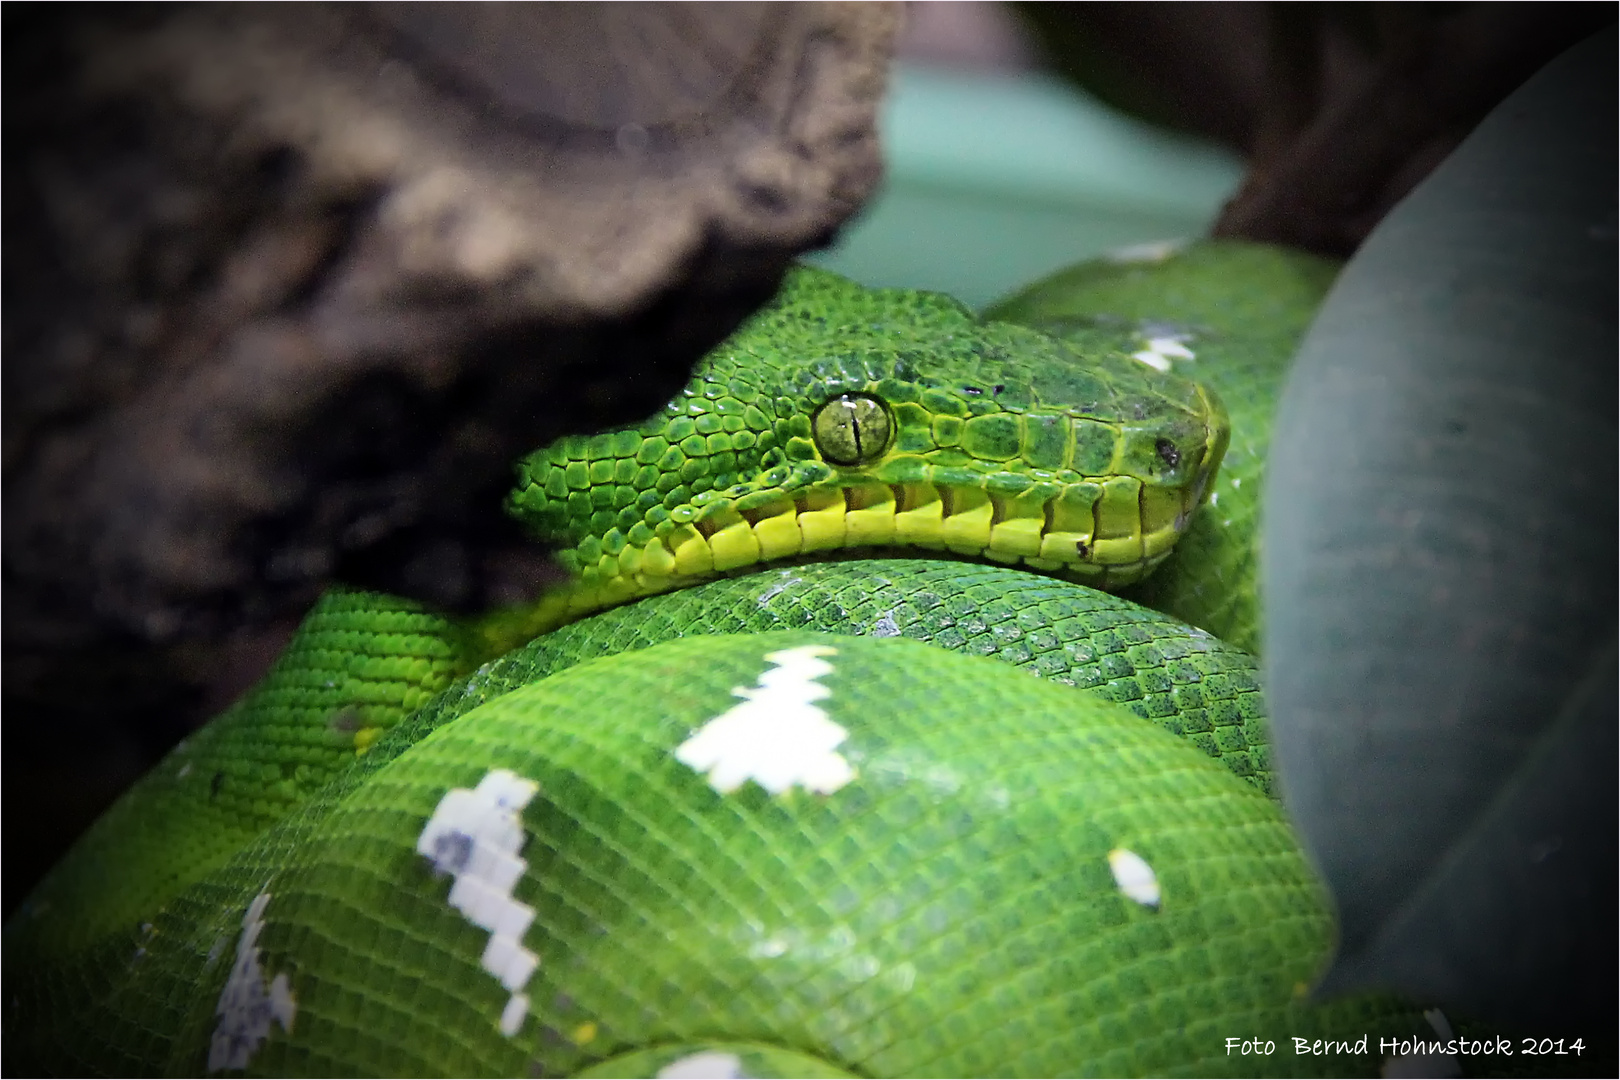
[
  {"xmin": 988, "ymin": 241, "xmax": 1343, "ymax": 656},
  {"xmin": 12, "ymin": 594, "xmax": 469, "ymax": 958},
  {"xmin": 7, "ymin": 262, "xmax": 1462, "ymax": 1077},
  {"xmin": 10, "ymin": 635, "xmax": 1430, "ymax": 1077},
  {"xmin": 8, "ymin": 270, "xmax": 1233, "ymax": 975},
  {"xmin": 482, "ymin": 269, "xmax": 1227, "ymax": 653},
  {"xmin": 444, "ymin": 561, "xmax": 1274, "ymax": 795}
]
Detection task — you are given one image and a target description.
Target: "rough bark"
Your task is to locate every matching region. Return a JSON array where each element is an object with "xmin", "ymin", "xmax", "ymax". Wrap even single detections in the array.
[{"xmin": 2, "ymin": 1, "xmax": 899, "ymax": 911}]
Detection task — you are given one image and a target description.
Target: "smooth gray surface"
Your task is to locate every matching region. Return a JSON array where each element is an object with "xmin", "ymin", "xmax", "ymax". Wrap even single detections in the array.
[{"xmin": 1263, "ymin": 28, "xmax": 1617, "ymax": 1032}]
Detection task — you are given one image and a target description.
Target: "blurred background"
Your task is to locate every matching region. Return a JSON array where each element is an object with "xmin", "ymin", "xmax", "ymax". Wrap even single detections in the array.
[
  {"xmin": 816, "ymin": 1, "xmax": 1244, "ymax": 306},
  {"xmin": 823, "ymin": 1, "xmax": 1609, "ymax": 304}
]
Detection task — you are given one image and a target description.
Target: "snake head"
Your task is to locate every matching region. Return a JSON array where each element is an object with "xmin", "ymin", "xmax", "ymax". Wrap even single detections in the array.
[{"xmin": 505, "ymin": 267, "xmax": 1228, "ymax": 629}]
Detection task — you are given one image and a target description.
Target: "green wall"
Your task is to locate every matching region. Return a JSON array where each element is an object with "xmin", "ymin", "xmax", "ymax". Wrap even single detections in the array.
[{"xmin": 809, "ymin": 65, "xmax": 1246, "ymax": 308}]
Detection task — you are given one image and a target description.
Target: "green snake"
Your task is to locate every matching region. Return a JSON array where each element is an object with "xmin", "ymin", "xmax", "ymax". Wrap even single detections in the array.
[{"xmin": 7, "ymin": 243, "xmax": 1459, "ymax": 1077}]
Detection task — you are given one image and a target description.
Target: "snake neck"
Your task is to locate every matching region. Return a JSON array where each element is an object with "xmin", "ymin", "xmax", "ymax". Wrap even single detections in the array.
[
  {"xmin": 466, "ymin": 465, "xmax": 1211, "ymax": 661},
  {"xmin": 471, "ymin": 268, "xmax": 1233, "ymax": 661}
]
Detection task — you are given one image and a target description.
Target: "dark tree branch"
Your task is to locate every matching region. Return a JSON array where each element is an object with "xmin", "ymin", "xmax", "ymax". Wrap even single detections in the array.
[
  {"xmin": 1011, "ymin": 2, "xmax": 1612, "ymax": 257},
  {"xmin": 1215, "ymin": 3, "xmax": 1614, "ymax": 255}
]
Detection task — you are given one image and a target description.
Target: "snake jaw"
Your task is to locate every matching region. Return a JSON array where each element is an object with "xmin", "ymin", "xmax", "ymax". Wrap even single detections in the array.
[
  {"xmin": 491, "ymin": 268, "xmax": 1236, "ymax": 650},
  {"xmin": 495, "ymin": 448, "xmax": 1225, "ymax": 654}
]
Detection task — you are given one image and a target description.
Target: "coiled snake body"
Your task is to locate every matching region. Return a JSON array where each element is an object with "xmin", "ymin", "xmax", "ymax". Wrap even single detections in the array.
[{"xmin": 6, "ymin": 245, "xmax": 1449, "ymax": 1077}]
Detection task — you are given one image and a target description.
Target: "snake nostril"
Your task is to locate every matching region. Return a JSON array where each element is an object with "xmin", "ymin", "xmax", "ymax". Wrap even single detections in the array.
[{"xmin": 1155, "ymin": 437, "xmax": 1181, "ymax": 469}]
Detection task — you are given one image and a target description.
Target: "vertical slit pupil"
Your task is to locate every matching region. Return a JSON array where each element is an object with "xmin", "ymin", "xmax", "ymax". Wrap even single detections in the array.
[{"xmin": 814, "ymin": 393, "xmax": 890, "ymax": 465}]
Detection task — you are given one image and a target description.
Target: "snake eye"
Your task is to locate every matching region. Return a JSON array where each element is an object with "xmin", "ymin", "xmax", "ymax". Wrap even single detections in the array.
[{"xmin": 812, "ymin": 393, "xmax": 892, "ymax": 465}]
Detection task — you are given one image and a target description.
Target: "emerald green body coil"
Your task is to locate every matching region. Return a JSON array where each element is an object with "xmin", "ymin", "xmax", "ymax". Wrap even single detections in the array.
[{"xmin": 7, "ymin": 248, "xmax": 1461, "ymax": 1078}]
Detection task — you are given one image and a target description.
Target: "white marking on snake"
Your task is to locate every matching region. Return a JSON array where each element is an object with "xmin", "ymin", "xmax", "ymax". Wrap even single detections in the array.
[
  {"xmin": 499, "ymin": 993, "xmax": 530, "ymax": 1038},
  {"xmin": 416, "ymin": 768, "xmax": 541, "ymax": 1035},
  {"xmin": 872, "ymin": 611, "xmax": 901, "ymax": 637},
  {"xmin": 1107, "ymin": 848, "xmax": 1161, "ymax": 908},
  {"xmin": 1146, "ymin": 336, "xmax": 1195, "ymax": 361},
  {"xmin": 755, "ymin": 570, "xmax": 802, "ymax": 607},
  {"xmin": 1131, "ymin": 333, "xmax": 1196, "ymax": 373},
  {"xmin": 1105, "ymin": 238, "xmax": 1185, "ymax": 264},
  {"xmin": 675, "ymin": 645, "xmax": 854, "ymax": 796},
  {"xmin": 207, "ymin": 891, "xmax": 296, "ymax": 1072},
  {"xmin": 1423, "ymin": 1010, "xmax": 1455, "ymax": 1041},
  {"xmin": 1382, "ymin": 1009, "xmax": 1462, "ymax": 1078},
  {"xmin": 657, "ymin": 1050, "xmax": 749, "ymax": 1078}
]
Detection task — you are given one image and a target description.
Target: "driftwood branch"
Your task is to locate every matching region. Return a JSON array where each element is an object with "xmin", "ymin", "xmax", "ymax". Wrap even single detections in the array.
[
  {"xmin": 2, "ymin": 1, "xmax": 899, "ymax": 910},
  {"xmin": 5, "ymin": 3, "xmax": 898, "ymax": 638}
]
